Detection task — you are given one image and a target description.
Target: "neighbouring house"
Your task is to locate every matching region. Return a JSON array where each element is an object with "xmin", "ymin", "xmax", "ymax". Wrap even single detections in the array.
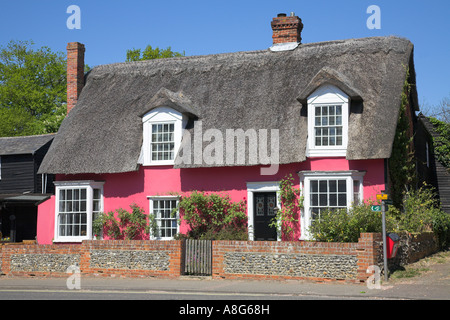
[
  {"xmin": 0, "ymin": 134, "xmax": 55, "ymax": 242},
  {"xmin": 415, "ymin": 113, "xmax": 450, "ymax": 214},
  {"xmin": 37, "ymin": 13, "xmax": 422, "ymax": 244}
]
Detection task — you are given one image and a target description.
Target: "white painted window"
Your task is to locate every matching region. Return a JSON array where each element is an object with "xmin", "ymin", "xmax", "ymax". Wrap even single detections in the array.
[
  {"xmin": 141, "ymin": 107, "xmax": 186, "ymax": 166},
  {"xmin": 306, "ymin": 85, "xmax": 349, "ymax": 157},
  {"xmin": 148, "ymin": 196, "xmax": 179, "ymax": 240},
  {"xmin": 54, "ymin": 181, "xmax": 104, "ymax": 243},
  {"xmin": 298, "ymin": 171, "xmax": 364, "ymax": 240}
]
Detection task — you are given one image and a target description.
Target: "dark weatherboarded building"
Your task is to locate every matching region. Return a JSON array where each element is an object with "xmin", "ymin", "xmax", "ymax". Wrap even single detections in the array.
[{"xmin": 0, "ymin": 134, "xmax": 55, "ymax": 242}]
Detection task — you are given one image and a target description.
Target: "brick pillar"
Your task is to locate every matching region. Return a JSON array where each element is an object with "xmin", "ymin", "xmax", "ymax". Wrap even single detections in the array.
[
  {"xmin": 66, "ymin": 42, "xmax": 85, "ymax": 114},
  {"xmin": 271, "ymin": 13, "xmax": 303, "ymax": 44},
  {"xmin": 357, "ymin": 233, "xmax": 383, "ymax": 282}
]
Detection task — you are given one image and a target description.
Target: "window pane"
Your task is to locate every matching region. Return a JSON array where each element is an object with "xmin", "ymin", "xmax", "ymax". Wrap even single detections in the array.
[
  {"xmin": 319, "ymin": 194, "xmax": 327, "ymax": 206},
  {"xmin": 319, "ymin": 181, "xmax": 327, "ymax": 193},
  {"xmin": 338, "ymin": 194, "xmax": 347, "ymax": 206},
  {"xmin": 311, "ymin": 180, "xmax": 318, "ymax": 192},
  {"xmin": 338, "ymin": 180, "xmax": 346, "ymax": 192},
  {"xmin": 329, "ymin": 193, "xmax": 337, "ymax": 206},
  {"xmin": 329, "ymin": 105, "xmax": 335, "ymax": 115},
  {"xmin": 329, "ymin": 180, "xmax": 337, "ymax": 192},
  {"xmin": 311, "ymin": 194, "xmax": 318, "ymax": 206}
]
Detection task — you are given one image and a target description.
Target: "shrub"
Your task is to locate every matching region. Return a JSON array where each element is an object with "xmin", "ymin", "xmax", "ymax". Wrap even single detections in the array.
[
  {"xmin": 390, "ymin": 185, "xmax": 450, "ymax": 249},
  {"xmin": 94, "ymin": 204, "xmax": 149, "ymax": 240},
  {"xmin": 308, "ymin": 202, "xmax": 397, "ymax": 243},
  {"xmin": 177, "ymin": 191, "xmax": 248, "ymax": 240},
  {"xmin": 308, "ymin": 184, "xmax": 450, "ymax": 248}
]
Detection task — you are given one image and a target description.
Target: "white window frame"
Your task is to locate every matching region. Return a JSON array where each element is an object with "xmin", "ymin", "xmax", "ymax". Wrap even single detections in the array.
[
  {"xmin": 54, "ymin": 180, "xmax": 104, "ymax": 243},
  {"xmin": 298, "ymin": 171, "xmax": 364, "ymax": 240},
  {"xmin": 141, "ymin": 107, "xmax": 186, "ymax": 166},
  {"xmin": 306, "ymin": 85, "xmax": 349, "ymax": 157},
  {"xmin": 148, "ymin": 196, "xmax": 180, "ymax": 240},
  {"xmin": 246, "ymin": 181, "xmax": 281, "ymax": 241}
]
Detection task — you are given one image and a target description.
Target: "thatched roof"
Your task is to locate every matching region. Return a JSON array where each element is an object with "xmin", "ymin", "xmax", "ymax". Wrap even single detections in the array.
[
  {"xmin": 0, "ymin": 134, "xmax": 55, "ymax": 156},
  {"xmin": 39, "ymin": 36, "xmax": 417, "ymax": 174}
]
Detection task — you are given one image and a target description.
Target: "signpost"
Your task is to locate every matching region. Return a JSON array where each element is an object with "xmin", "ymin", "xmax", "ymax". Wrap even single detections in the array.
[{"xmin": 376, "ymin": 192, "xmax": 389, "ymax": 282}]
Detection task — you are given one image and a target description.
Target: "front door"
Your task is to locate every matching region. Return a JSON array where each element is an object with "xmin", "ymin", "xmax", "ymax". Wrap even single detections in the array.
[{"xmin": 253, "ymin": 192, "xmax": 277, "ymax": 241}]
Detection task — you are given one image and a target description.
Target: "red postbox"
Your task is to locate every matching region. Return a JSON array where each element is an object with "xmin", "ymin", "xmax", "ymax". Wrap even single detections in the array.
[{"xmin": 386, "ymin": 233, "xmax": 400, "ymax": 259}]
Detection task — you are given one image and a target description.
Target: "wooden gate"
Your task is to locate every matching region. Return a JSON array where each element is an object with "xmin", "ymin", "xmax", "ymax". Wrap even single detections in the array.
[{"xmin": 182, "ymin": 239, "xmax": 212, "ymax": 276}]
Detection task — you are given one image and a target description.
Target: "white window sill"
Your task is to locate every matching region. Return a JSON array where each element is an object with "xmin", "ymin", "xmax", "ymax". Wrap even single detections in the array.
[
  {"xmin": 142, "ymin": 161, "xmax": 175, "ymax": 166},
  {"xmin": 306, "ymin": 148, "xmax": 346, "ymax": 157},
  {"xmin": 53, "ymin": 237, "xmax": 89, "ymax": 243}
]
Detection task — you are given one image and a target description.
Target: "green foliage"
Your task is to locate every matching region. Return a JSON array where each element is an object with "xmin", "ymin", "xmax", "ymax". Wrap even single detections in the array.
[
  {"xmin": 269, "ymin": 174, "xmax": 301, "ymax": 241},
  {"xmin": 388, "ymin": 70, "xmax": 416, "ymax": 208},
  {"xmin": 0, "ymin": 40, "xmax": 67, "ymax": 136},
  {"xmin": 308, "ymin": 202, "xmax": 397, "ymax": 243},
  {"xmin": 94, "ymin": 204, "xmax": 150, "ymax": 240},
  {"xmin": 177, "ymin": 191, "xmax": 248, "ymax": 240},
  {"xmin": 389, "ymin": 184, "xmax": 450, "ymax": 249},
  {"xmin": 308, "ymin": 184, "xmax": 450, "ymax": 248},
  {"xmin": 428, "ymin": 116, "xmax": 450, "ymax": 171},
  {"xmin": 126, "ymin": 45, "xmax": 185, "ymax": 62}
]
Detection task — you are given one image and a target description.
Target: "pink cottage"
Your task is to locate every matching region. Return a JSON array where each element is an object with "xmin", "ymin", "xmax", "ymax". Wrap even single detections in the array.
[{"xmin": 37, "ymin": 14, "xmax": 419, "ymax": 244}]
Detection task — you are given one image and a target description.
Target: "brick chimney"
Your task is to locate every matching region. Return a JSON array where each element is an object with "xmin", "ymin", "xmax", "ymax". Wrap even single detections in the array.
[
  {"xmin": 271, "ymin": 13, "xmax": 303, "ymax": 44},
  {"xmin": 66, "ymin": 42, "xmax": 85, "ymax": 114}
]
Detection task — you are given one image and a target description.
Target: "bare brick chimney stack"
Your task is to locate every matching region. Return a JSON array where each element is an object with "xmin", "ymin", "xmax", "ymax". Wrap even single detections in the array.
[
  {"xmin": 66, "ymin": 42, "xmax": 85, "ymax": 114},
  {"xmin": 271, "ymin": 13, "xmax": 303, "ymax": 44}
]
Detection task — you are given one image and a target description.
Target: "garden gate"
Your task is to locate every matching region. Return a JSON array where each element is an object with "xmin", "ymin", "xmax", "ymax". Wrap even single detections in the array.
[{"xmin": 182, "ymin": 239, "xmax": 212, "ymax": 276}]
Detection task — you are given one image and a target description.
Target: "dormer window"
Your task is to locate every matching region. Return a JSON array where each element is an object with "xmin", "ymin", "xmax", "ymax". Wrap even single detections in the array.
[
  {"xmin": 306, "ymin": 85, "xmax": 349, "ymax": 157},
  {"xmin": 142, "ymin": 107, "xmax": 185, "ymax": 166},
  {"xmin": 140, "ymin": 88, "xmax": 200, "ymax": 166}
]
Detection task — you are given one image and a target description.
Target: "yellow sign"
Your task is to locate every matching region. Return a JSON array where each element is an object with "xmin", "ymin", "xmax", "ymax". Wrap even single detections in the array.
[{"xmin": 376, "ymin": 194, "xmax": 388, "ymax": 200}]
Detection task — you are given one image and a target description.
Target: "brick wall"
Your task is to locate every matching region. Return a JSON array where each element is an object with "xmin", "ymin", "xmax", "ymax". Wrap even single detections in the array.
[
  {"xmin": 80, "ymin": 240, "xmax": 182, "ymax": 278},
  {"xmin": 2, "ymin": 233, "xmax": 436, "ymax": 283},
  {"xmin": 0, "ymin": 244, "xmax": 81, "ymax": 277},
  {"xmin": 0, "ymin": 240, "xmax": 182, "ymax": 278},
  {"xmin": 387, "ymin": 232, "xmax": 438, "ymax": 270},
  {"xmin": 212, "ymin": 233, "xmax": 383, "ymax": 283}
]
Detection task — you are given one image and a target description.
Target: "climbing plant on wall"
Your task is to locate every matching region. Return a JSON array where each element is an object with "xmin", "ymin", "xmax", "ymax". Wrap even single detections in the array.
[{"xmin": 388, "ymin": 69, "xmax": 416, "ymax": 210}]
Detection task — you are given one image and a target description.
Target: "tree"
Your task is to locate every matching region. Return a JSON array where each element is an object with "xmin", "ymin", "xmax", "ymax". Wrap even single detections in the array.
[
  {"xmin": 0, "ymin": 40, "xmax": 67, "ymax": 137},
  {"xmin": 420, "ymin": 95, "xmax": 450, "ymax": 124},
  {"xmin": 126, "ymin": 45, "xmax": 185, "ymax": 62}
]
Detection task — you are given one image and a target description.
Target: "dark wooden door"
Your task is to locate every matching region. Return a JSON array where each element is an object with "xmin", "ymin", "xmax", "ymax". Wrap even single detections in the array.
[{"xmin": 253, "ymin": 192, "xmax": 277, "ymax": 241}]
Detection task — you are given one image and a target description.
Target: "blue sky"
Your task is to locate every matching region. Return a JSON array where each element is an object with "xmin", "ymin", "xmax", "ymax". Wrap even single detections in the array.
[{"xmin": 0, "ymin": 0, "xmax": 449, "ymax": 109}]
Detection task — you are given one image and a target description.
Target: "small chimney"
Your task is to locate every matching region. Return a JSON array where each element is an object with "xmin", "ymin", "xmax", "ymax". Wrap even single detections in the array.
[
  {"xmin": 66, "ymin": 42, "xmax": 85, "ymax": 114},
  {"xmin": 271, "ymin": 13, "xmax": 303, "ymax": 45}
]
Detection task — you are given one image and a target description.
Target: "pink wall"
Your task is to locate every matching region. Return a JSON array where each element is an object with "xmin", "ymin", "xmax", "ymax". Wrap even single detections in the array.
[
  {"xmin": 36, "ymin": 195, "xmax": 56, "ymax": 245},
  {"xmin": 37, "ymin": 158, "xmax": 385, "ymax": 244}
]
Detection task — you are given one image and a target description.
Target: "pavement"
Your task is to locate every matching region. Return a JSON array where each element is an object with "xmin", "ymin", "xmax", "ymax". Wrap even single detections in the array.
[{"xmin": 0, "ymin": 251, "xmax": 448, "ymax": 300}]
